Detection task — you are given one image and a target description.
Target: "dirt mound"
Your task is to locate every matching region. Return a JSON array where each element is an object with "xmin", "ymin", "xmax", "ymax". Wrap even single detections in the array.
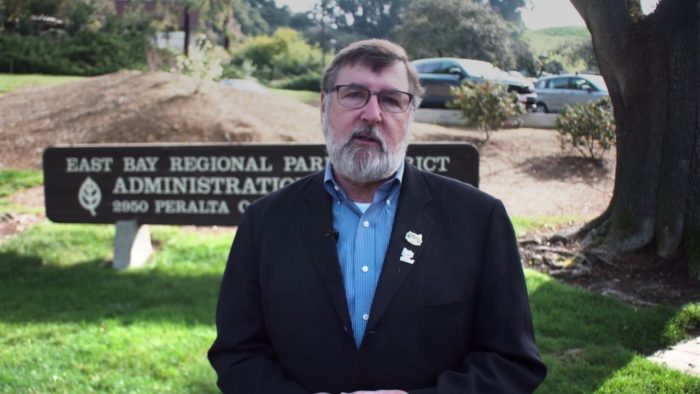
[{"xmin": 0, "ymin": 71, "xmax": 324, "ymax": 168}]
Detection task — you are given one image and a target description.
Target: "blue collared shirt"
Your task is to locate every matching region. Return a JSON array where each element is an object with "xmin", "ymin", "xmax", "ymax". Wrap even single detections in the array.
[{"xmin": 323, "ymin": 163, "xmax": 404, "ymax": 347}]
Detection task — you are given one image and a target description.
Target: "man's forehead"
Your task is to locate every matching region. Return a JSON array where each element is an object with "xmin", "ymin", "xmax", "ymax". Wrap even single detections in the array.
[{"xmin": 335, "ymin": 61, "xmax": 409, "ymax": 90}]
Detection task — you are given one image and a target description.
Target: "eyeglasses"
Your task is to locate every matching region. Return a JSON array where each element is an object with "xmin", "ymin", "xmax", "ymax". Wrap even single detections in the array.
[{"xmin": 332, "ymin": 85, "xmax": 414, "ymax": 113}]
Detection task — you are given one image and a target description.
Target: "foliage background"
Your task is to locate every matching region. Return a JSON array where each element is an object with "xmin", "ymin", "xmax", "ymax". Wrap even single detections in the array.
[{"xmin": 0, "ymin": 0, "xmax": 595, "ymax": 84}]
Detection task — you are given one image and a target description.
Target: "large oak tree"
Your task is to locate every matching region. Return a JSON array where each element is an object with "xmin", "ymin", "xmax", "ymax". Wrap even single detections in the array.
[
  {"xmin": 570, "ymin": 0, "xmax": 700, "ymax": 279},
  {"xmin": 395, "ymin": 0, "xmax": 518, "ymax": 69}
]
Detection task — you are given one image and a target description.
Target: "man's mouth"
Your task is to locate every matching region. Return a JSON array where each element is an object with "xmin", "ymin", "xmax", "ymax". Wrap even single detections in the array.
[
  {"xmin": 352, "ymin": 134, "xmax": 380, "ymax": 144},
  {"xmin": 349, "ymin": 126, "xmax": 384, "ymax": 148}
]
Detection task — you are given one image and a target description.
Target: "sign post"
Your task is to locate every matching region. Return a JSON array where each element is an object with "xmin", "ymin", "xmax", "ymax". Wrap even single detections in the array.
[{"xmin": 113, "ymin": 220, "xmax": 152, "ymax": 269}]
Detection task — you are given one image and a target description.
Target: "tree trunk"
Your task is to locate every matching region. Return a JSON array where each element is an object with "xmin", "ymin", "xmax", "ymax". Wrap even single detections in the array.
[
  {"xmin": 570, "ymin": 0, "xmax": 700, "ymax": 280},
  {"xmin": 183, "ymin": 5, "xmax": 191, "ymax": 57}
]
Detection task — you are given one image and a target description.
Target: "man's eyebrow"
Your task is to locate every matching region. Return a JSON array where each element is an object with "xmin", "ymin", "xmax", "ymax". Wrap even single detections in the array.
[{"xmin": 342, "ymin": 83, "xmax": 407, "ymax": 92}]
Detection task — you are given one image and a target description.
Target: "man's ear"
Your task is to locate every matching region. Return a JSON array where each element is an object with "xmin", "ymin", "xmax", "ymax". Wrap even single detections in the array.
[{"xmin": 320, "ymin": 93, "xmax": 327, "ymax": 113}]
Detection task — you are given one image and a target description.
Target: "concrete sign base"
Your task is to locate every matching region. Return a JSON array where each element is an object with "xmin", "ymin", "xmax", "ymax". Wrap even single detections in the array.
[{"xmin": 113, "ymin": 220, "xmax": 152, "ymax": 269}]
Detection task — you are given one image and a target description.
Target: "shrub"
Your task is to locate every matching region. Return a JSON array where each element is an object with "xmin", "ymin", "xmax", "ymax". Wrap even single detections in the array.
[
  {"xmin": 172, "ymin": 34, "xmax": 228, "ymax": 83},
  {"xmin": 231, "ymin": 27, "xmax": 322, "ymax": 83},
  {"xmin": 448, "ymin": 80, "xmax": 525, "ymax": 142},
  {"xmin": 221, "ymin": 61, "xmax": 254, "ymax": 80},
  {"xmin": 555, "ymin": 97, "xmax": 616, "ymax": 160},
  {"xmin": 0, "ymin": 31, "xmax": 149, "ymax": 75},
  {"xmin": 270, "ymin": 71, "xmax": 321, "ymax": 91}
]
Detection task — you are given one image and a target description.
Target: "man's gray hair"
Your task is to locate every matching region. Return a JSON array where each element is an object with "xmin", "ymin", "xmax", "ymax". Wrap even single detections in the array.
[{"xmin": 321, "ymin": 39, "xmax": 424, "ymax": 107}]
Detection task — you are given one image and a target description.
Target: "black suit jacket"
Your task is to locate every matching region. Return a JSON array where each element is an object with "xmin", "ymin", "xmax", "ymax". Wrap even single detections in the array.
[{"xmin": 209, "ymin": 163, "xmax": 546, "ymax": 393}]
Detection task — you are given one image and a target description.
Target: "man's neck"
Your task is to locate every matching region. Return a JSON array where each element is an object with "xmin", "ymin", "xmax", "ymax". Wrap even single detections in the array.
[{"xmin": 333, "ymin": 170, "xmax": 388, "ymax": 203}]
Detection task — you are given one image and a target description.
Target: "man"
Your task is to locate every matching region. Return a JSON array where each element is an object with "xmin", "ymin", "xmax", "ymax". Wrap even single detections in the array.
[{"xmin": 209, "ymin": 39, "xmax": 547, "ymax": 393}]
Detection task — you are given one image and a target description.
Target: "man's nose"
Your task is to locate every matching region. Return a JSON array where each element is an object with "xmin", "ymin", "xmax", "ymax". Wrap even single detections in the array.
[{"xmin": 360, "ymin": 94, "xmax": 383, "ymax": 124}]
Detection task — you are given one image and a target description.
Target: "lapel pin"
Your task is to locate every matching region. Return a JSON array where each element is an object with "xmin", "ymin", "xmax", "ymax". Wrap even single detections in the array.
[
  {"xmin": 405, "ymin": 231, "xmax": 423, "ymax": 246},
  {"xmin": 400, "ymin": 247, "xmax": 415, "ymax": 264}
]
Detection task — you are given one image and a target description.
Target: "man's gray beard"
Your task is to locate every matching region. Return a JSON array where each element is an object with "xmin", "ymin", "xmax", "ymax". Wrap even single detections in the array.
[{"xmin": 322, "ymin": 108, "xmax": 410, "ymax": 184}]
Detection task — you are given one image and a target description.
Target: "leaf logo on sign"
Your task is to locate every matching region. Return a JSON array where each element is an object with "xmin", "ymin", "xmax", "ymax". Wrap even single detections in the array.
[{"xmin": 78, "ymin": 176, "xmax": 101, "ymax": 217}]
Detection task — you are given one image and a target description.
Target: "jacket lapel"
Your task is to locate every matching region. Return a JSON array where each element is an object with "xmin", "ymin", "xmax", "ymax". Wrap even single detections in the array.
[
  {"xmin": 300, "ymin": 173, "xmax": 353, "ymax": 331},
  {"xmin": 367, "ymin": 164, "xmax": 434, "ymax": 331}
]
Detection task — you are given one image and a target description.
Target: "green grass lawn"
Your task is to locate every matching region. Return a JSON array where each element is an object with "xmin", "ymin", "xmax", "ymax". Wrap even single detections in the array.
[
  {"xmin": 0, "ymin": 169, "xmax": 43, "ymax": 213},
  {"xmin": 0, "ymin": 223, "xmax": 230, "ymax": 393},
  {"xmin": 0, "ymin": 74, "xmax": 84, "ymax": 94},
  {"xmin": 1, "ymin": 221, "xmax": 698, "ymax": 393}
]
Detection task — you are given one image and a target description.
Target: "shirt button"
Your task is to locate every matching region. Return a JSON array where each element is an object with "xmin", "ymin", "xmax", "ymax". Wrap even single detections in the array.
[
  {"xmin": 334, "ymin": 185, "xmax": 339, "ymax": 191},
  {"xmin": 362, "ymin": 313, "xmax": 369, "ymax": 321},
  {"xmin": 362, "ymin": 265, "xmax": 369, "ymax": 272},
  {"xmin": 386, "ymin": 199, "xmax": 391, "ymax": 206},
  {"xmin": 363, "ymin": 220, "xmax": 370, "ymax": 228}
]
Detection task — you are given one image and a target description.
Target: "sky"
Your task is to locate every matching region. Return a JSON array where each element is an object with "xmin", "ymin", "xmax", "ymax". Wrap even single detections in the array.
[{"xmin": 275, "ymin": 0, "xmax": 659, "ymax": 30}]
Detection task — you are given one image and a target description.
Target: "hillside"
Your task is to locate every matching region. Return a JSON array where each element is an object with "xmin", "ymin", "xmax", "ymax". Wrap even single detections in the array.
[{"xmin": 523, "ymin": 26, "xmax": 590, "ymax": 56}]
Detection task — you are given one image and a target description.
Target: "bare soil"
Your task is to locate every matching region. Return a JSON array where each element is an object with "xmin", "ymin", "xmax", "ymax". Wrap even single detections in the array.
[{"xmin": 1, "ymin": 71, "xmax": 697, "ymax": 306}]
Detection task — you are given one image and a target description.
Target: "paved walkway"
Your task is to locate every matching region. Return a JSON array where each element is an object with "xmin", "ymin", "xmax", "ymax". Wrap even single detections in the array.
[{"xmin": 647, "ymin": 336, "xmax": 700, "ymax": 376}]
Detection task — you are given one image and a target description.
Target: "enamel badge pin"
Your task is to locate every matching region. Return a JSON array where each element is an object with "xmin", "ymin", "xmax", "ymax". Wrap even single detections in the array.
[
  {"xmin": 400, "ymin": 247, "xmax": 415, "ymax": 264},
  {"xmin": 405, "ymin": 231, "xmax": 423, "ymax": 246}
]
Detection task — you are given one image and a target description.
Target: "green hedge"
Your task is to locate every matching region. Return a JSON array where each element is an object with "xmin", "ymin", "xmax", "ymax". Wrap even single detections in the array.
[
  {"xmin": 270, "ymin": 71, "xmax": 321, "ymax": 91},
  {"xmin": 0, "ymin": 31, "xmax": 149, "ymax": 76}
]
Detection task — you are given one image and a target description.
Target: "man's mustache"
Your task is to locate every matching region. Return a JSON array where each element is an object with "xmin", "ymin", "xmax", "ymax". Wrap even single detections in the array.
[{"xmin": 346, "ymin": 124, "xmax": 386, "ymax": 152}]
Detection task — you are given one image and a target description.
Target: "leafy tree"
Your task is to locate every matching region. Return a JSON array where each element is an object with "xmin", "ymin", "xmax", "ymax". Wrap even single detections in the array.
[
  {"xmin": 288, "ymin": 10, "xmax": 315, "ymax": 33},
  {"xmin": 510, "ymin": 36, "xmax": 537, "ymax": 75},
  {"xmin": 448, "ymin": 80, "xmax": 524, "ymax": 142},
  {"xmin": 481, "ymin": 0, "xmax": 527, "ymax": 22},
  {"xmin": 249, "ymin": 0, "xmax": 294, "ymax": 32},
  {"xmin": 556, "ymin": 98, "xmax": 615, "ymax": 160},
  {"xmin": 535, "ymin": 52, "xmax": 566, "ymax": 76},
  {"xmin": 165, "ymin": 0, "xmax": 290, "ymax": 55},
  {"xmin": 328, "ymin": 0, "xmax": 412, "ymax": 39},
  {"xmin": 395, "ymin": 0, "xmax": 516, "ymax": 69},
  {"xmin": 561, "ymin": 40, "xmax": 598, "ymax": 72},
  {"xmin": 570, "ymin": 0, "xmax": 700, "ymax": 280},
  {"xmin": 235, "ymin": 27, "xmax": 322, "ymax": 82},
  {"xmin": 228, "ymin": 0, "xmax": 269, "ymax": 35},
  {"xmin": 56, "ymin": 0, "xmax": 115, "ymax": 33}
]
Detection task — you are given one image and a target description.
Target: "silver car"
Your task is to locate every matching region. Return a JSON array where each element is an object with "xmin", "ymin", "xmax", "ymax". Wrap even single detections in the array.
[
  {"xmin": 413, "ymin": 57, "xmax": 537, "ymax": 110},
  {"xmin": 534, "ymin": 74, "xmax": 608, "ymax": 113}
]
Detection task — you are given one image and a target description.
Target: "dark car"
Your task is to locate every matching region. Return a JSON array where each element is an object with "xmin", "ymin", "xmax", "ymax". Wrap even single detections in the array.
[
  {"xmin": 534, "ymin": 74, "xmax": 609, "ymax": 113},
  {"xmin": 412, "ymin": 57, "xmax": 537, "ymax": 110}
]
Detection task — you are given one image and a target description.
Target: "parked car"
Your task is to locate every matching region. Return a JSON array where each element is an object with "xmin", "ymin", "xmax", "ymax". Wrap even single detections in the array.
[
  {"xmin": 534, "ymin": 73, "xmax": 609, "ymax": 113},
  {"xmin": 412, "ymin": 57, "xmax": 537, "ymax": 111}
]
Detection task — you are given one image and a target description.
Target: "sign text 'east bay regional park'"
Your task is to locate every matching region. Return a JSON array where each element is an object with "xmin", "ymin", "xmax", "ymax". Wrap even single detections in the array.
[{"xmin": 44, "ymin": 143, "xmax": 479, "ymax": 226}]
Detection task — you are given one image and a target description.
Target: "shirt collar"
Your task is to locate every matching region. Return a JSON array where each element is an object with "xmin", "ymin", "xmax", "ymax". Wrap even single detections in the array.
[{"xmin": 323, "ymin": 161, "xmax": 404, "ymax": 203}]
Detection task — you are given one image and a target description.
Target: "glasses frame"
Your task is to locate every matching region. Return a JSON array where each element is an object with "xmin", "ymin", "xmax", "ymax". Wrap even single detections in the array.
[{"xmin": 332, "ymin": 84, "xmax": 414, "ymax": 113}]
